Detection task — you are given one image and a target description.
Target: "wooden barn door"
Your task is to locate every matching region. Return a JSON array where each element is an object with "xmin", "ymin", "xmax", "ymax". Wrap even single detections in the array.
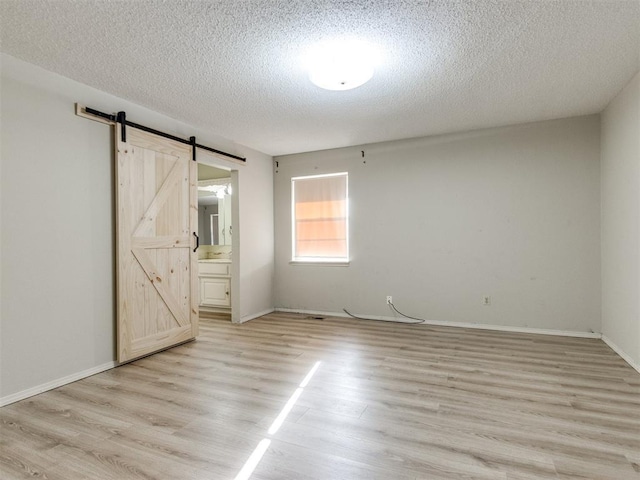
[{"xmin": 115, "ymin": 124, "xmax": 199, "ymax": 362}]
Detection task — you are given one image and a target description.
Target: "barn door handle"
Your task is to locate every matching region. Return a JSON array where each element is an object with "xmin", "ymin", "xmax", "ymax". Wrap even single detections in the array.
[{"xmin": 193, "ymin": 232, "xmax": 199, "ymax": 252}]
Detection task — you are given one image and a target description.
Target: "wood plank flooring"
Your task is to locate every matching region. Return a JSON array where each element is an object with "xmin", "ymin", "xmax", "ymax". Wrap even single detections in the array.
[{"xmin": 1, "ymin": 312, "xmax": 639, "ymax": 479}]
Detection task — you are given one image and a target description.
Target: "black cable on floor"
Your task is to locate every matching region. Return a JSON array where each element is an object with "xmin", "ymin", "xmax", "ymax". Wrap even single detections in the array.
[
  {"xmin": 342, "ymin": 306, "xmax": 424, "ymax": 325},
  {"xmin": 389, "ymin": 302, "xmax": 426, "ymax": 323}
]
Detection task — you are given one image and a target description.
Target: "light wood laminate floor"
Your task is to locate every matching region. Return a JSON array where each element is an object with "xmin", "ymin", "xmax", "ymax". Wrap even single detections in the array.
[{"xmin": 1, "ymin": 313, "xmax": 639, "ymax": 479}]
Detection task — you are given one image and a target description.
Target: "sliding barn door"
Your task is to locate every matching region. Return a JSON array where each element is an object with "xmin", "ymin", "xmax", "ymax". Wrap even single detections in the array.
[{"xmin": 115, "ymin": 124, "xmax": 199, "ymax": 363}]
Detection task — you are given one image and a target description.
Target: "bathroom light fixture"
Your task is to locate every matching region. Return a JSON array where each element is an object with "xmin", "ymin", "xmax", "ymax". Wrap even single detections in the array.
[
  {"xmin": 197, "ymin": 179, "xmax": 231, "ymax": 198},
  {"xmin": 306, "ymin": 39, "xmax": 378, "ymax": 91}
]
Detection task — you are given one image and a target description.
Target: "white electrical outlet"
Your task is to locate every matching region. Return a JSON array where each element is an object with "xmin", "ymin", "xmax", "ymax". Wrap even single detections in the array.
[
  {"xmin": 386, "ymin": 296, "xmax": 393, "ymax": 305},
  {"xmin": 482, "ymin": 295, "xmax": 491, "ymax": 306}
]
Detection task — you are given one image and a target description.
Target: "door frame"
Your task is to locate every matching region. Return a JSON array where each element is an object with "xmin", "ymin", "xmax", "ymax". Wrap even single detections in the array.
[{"xmin": 196, "ymin": 153, "xmax": 240, "ymax": 323}]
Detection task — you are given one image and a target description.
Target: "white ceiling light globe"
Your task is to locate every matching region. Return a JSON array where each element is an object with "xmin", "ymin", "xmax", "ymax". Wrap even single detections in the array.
[{"xmin": 307, "ymin": 40, "xmax": 377, "ymax": 91}]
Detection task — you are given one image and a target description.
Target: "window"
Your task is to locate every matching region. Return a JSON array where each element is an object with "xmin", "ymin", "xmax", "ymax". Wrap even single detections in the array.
[{"xmin": 291, "ymin": 172, "xmax": 349, "ymax": 263}]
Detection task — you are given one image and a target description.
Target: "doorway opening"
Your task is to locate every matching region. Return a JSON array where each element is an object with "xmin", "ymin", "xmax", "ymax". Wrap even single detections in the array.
[{"xmin": 197, "ymin": 163, "xmax": 234, "ymax": 321}]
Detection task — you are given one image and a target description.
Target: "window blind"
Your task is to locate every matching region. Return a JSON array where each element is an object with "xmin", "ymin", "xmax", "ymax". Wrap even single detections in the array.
[{"xmin": 292, "ymin": 173, "xmax": 348, "ymax": 261}]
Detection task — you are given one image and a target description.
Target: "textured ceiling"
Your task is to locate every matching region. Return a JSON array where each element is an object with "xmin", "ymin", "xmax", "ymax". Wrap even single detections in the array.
[{"xmin": 1, "ymin": 1, "xmax": 639, "ymax": 156}]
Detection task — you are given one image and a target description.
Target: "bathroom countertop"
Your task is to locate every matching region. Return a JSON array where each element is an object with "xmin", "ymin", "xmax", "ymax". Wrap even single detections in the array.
[{"xmin": 198, "ymin": 258, "xmax": 231, "ymax": 263}]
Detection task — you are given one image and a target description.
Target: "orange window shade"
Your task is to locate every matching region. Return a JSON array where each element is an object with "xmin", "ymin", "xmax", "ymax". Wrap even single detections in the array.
[
  {"xmin": 296, "ymin": 200, "xmax": 346, "ymax": 220},
  {"xmin": 292, "ymin": 173, "xmax": 348, "ymax": 259},
  {"xmin": 296, "ymin": 239, "xmax": 346, "ymax": 257}
]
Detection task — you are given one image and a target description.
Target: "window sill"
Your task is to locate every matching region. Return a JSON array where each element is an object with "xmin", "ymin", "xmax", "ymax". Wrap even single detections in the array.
[{"xmin": 290, "ymin": 260, "xmax": 350, "ymax": 267}]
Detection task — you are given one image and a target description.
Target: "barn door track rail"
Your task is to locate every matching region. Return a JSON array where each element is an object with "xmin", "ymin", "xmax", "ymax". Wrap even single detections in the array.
[{"xmin": 75, "ymin": 104, "xmax": 246, "ymax": 163}]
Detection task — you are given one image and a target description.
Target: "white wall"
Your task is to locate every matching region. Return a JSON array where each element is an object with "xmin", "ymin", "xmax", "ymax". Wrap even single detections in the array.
[
  {"xmin": 234, "ymin": 152, "xmax": 276, "ymax": 323},
  {"xmin": 274, "ymin": 116, "xmax": 601, "ymax": 334},
  {"xmin": 601, "ymin": 71, "xmax": 640, "ymax": 369},
  {"xmin": 0, "ymin": 54, "xmax": 274, "ymax": 402}
]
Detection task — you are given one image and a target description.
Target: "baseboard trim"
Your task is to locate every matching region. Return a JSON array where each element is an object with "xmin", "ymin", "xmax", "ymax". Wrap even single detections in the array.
[
  {"xmin": 601, "ymin": 335, "xmax": 640, "ymax": 374},
  {"xmin": 275, "ymin": 308, "xmax": 602, "ymax": 338},
  {"xmin": 3, "ymin": 316, "xmax": 620, "ymax": 408},
  {"xmin": 276, "ymin": 307, "xmax": 422, "ymax": 324},
  {"xmin": 0, "ymin": 361, "xmax": 117, "ymax": 407},
  {"xmin": 238, "ymin": 308, "xmax": 276, "ymax": 324}
]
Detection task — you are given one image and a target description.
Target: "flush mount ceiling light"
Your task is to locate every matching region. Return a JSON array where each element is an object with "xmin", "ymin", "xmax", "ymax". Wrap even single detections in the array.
[{"xmin": 306, "ymin": 40, "xmax": 378, "ymax": 91}]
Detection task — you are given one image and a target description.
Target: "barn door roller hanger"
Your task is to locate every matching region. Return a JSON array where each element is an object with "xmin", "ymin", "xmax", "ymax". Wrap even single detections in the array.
[{"xmin": 76, "ymin": 104, "xmax": 246, "ymax": 163}]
